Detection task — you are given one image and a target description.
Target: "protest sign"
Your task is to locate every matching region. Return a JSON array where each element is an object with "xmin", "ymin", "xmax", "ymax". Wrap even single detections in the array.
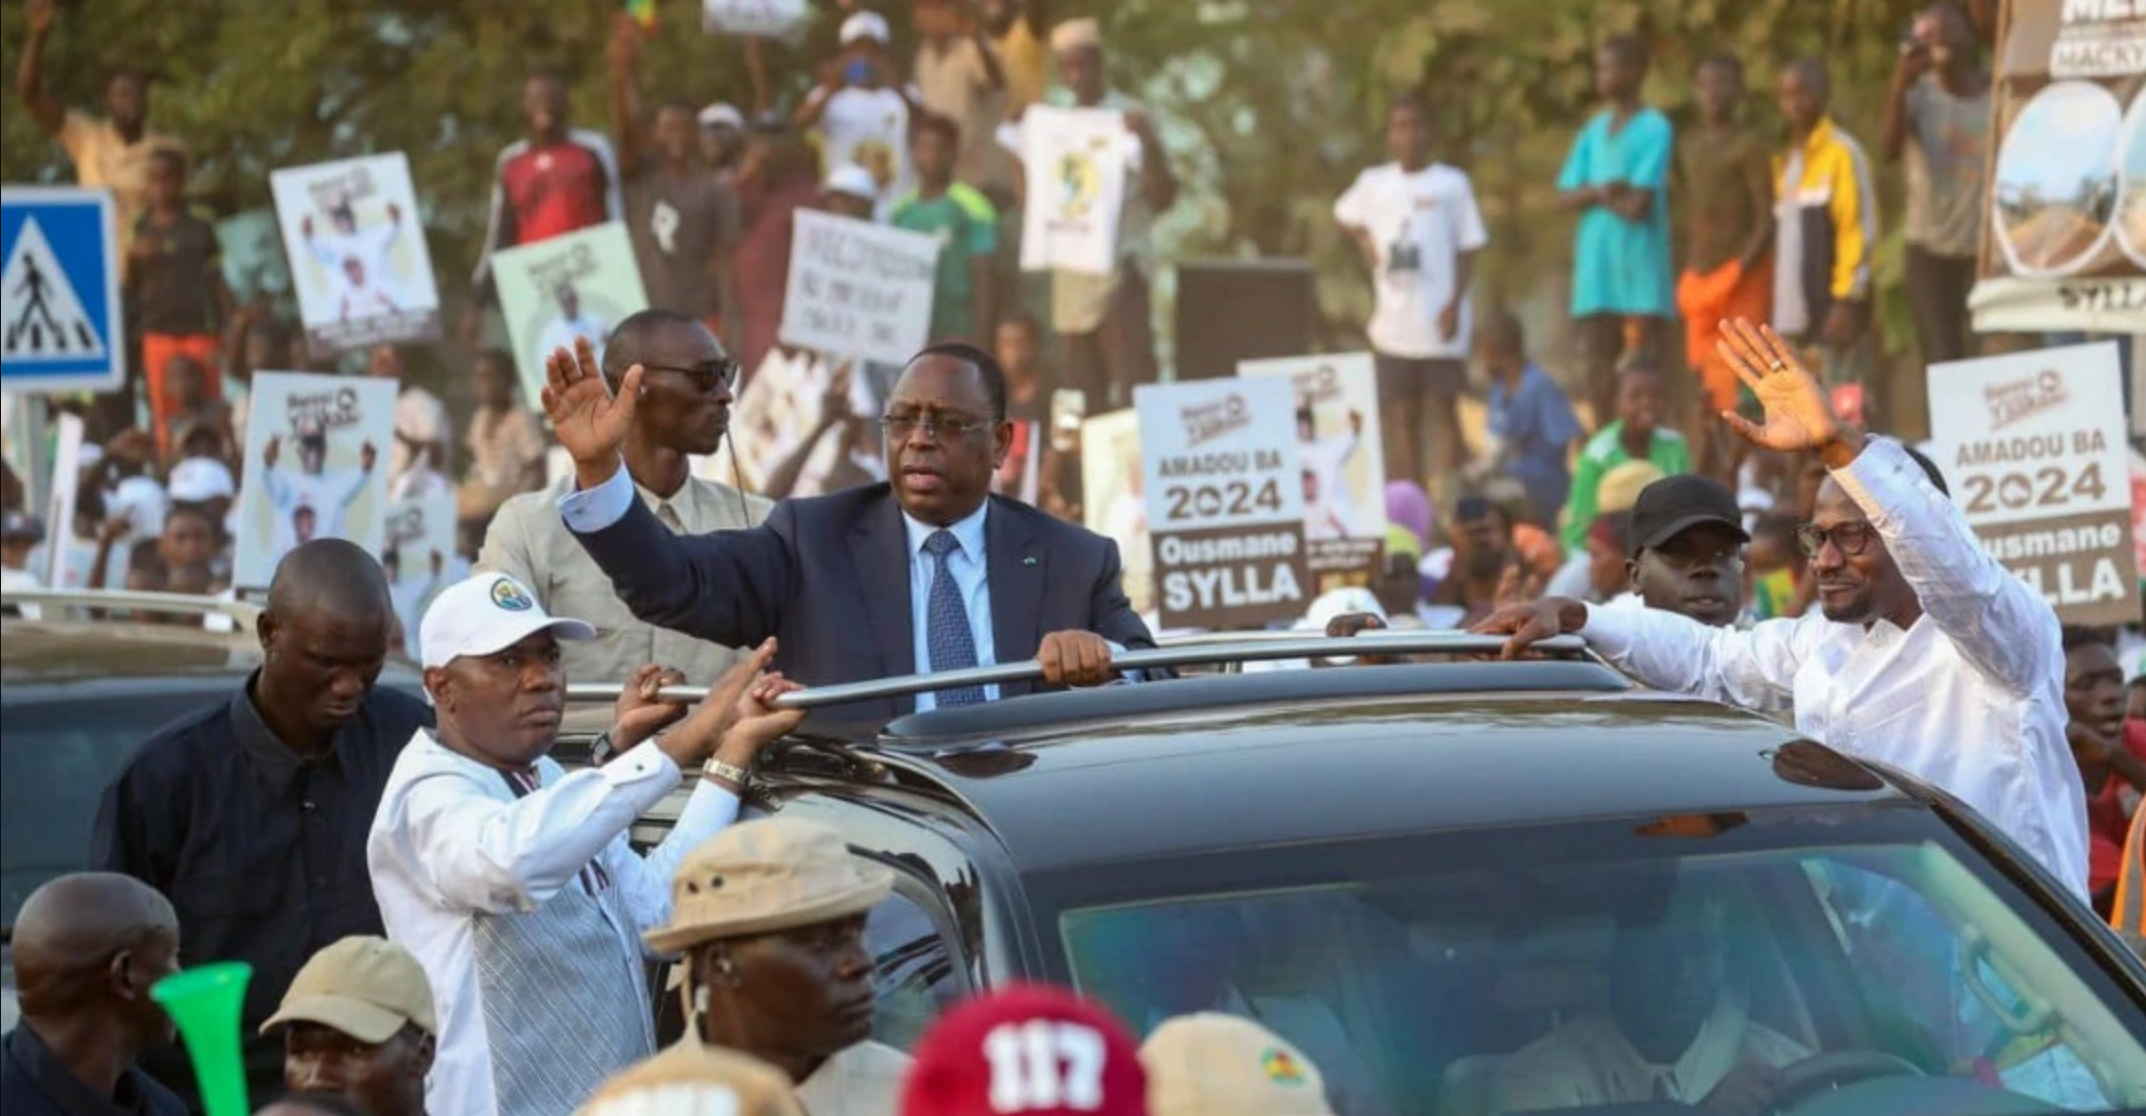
[
  {"xmin": 1928, "ymin": 341, "xmax": 2140, "ymax": 625},
  {"xmin": 234, "ymin": 372, "xmax": 395, "ymax": 590},
  {"xmin": 216, "ymin": 208, "xmax": 292, "ymax": 308},
  {"xmin": 41, "ymin": 411, "xmax": 82, "ymax": 586},
  {"xmin": 702, "ymin": 0, "xmax": 808, "ymax": 38},
  {"xmin": 1015, "ymin": 106, "xmax": 1129, "ymax": 276},
  {"xmin": 1081, "ymin": 408, "xmax": 1150, "ymax": 617},
  {"xmin": 1241, "ymin": 353, "xmax": 1387, "ymax": 591},
  {"xmin": 778, "ymin": 210, "xmax": 938, "ymax": 367},
  {"xmin": 271, "ymin": 154, "xmax": 441, "ymax": 357},
  {"xmin": 382, "ymin": 491, "xmax": 456, "ymax": 658},
  {"xmin": 1969, "ymin": 0, "xmax": 2145, "ymax": 332},
  {"xmin": 1135, "ymin": 379, "xmax": 1307, "ymax": 631},
  {"xmin": 493, "ymin": 221, "xmax": 647, "ymax": 410}
]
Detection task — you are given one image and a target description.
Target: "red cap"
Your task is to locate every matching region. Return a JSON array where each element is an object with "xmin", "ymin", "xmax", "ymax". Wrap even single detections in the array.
[{"xmin": 900, "ymin": 983, "xmax": 1148, "ymax": 1116}]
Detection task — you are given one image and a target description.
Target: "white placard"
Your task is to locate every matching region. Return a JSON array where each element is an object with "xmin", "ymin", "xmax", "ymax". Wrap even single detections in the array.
[
  {"xmin": 1080, "ymin": 407, "xmax": 1148, "ymax": 616},
  {"xmin": 234, "ymin": 373, "xmax": 396, "ymax": 590},
  {"xmin": 777, "ymin": 210, "xmax": 938, "ymax": 367},
  {"xmin": 382, "ymin": 491, "xmax": 456, "ymax": 658},
  {"xmin": 1240, "ymin": 353, "xmax": 1388, "ymax": 581},
  {"xmin": 1135, "ymin": 378, "xmax": 1307, "ymax": 630},
  {"xmin": 492, "ymin": 222, "xmax": 648, "ymax": 412},
  {"xmin": 271, "ymin": 153, "xmax": 442, "ymax": 358},
  {"xmin": 1927, "ymin": 341, "xmax": 2140, "ymax": 625},
  {"xmin": 702, "ymin": 0, "xmax": 808, "ymax": 38},
  {"xmin": 1015, "ymin": 107, "xmax": 1128, "ymax": 277},
  {"xmin": 41, "ymin": 411, "xmax": 83, "ymax": 586}
]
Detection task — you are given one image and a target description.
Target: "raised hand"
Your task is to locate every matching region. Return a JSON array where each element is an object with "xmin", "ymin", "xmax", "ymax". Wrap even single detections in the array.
[
  {"xmin": 263, "ymin": 435, "xmax": 281, "ymax": 469},
  {"xmin": 540, "ymin": 334, "xmax": 640, "ymax": 487},
  {"xmin": 359, "ymin": 441, "xmax": 378, "ymax": 473},
  {"xmin": 26, "ymin": 0, "xmax": 53, "ymax": 35},
  {"xmin": 1714, "ymin": 318, "xmax": 1842, "ymax": 454}
]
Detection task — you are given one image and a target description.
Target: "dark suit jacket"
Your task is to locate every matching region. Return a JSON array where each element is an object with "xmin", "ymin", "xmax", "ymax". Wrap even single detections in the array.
[{"xmin": 574, "ymin": 483, "xmax": 1157, "ymax": 720}]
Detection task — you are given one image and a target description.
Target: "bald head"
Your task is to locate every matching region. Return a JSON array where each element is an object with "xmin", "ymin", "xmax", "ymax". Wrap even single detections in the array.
[
  {"xmin": 258, "ymin": 540, "xmax": 395, "ymax": 743},
  {"xmin": 13, "ymin": 873, "xmax": 176, "ymax": 1018},
  {"xmin": 265, "ymin": 538, "xmax": 394, "ymax": 621}
]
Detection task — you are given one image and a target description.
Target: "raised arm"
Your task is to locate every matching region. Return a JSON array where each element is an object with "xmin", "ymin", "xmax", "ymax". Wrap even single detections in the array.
[
  {"xmin": 16, "ymin": 0, "xmax": 65, "ymax": 138},
  {"xmin": 606, "ymin": 15, "xmax": 650, "ymax": 170}
]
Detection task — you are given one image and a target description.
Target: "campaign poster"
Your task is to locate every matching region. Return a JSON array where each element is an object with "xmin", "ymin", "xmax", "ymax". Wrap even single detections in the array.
[
  {"xmin": 1081, "ymin": 408, "xmax": 1151, "ymax": 617},
  {"xmin": 1134, "ymin": 379, "xmax": 1308, "ymax": 631},
  {"xmin": 382, "ymin": 492, "xmax": 456, "ymax": 659},
  {"xmin": 234, "ymin": 373, "xmax": 395, "ymax": 590},
  {"xmin": 271, "ymin": 154, "xmax": 442, "ymax": 358},
  {"xmin": 1014, "ymin": 106, "xmax": 1129, "ymax": 276},
  {"xmin": 1928, "ymin": 341, "xmax": 2140, "ymax": 625},
  {"xmin": 701, "ymin": 348, "xmax": 880, "ymax": 497},
  {"xmin": 778, "ymin": 210, "xmax": 938, "ymax": 367},
  {"xmin": 493, "ymin": 221, "xmax": 648, "ymax": 411},
  {"xmin": 702, "ymin": 0, "xmax": 808, "ymax": 38},
  {"xmin": 1970, "ymin": 0, "xmax": 2145, "ymax": 332},
  {"xmin": 1240, "ymin": 353, "xmax": 1387, "ymax": 592},
  {"xmin": 216, "ymin": 208, "xmax": 293, "ymax": 308}
]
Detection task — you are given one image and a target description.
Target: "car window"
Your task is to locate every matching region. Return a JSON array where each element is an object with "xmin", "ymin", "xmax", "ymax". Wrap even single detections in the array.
[
  {"xmin": 0, "ymin": 698, "xmax": 209, "ymax": 930},
  {"xmin": 1039, "ymin": 808, "xmax": 2146, "ymax": 1116},
  {"xmin": 864, "ymin": 873, "xmax": 968, "ymax": 1051}
]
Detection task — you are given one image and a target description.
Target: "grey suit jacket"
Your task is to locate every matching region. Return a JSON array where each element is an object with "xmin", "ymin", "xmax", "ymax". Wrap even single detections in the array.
[{"xmin": 571, "ymin": 483, "xmax": 1157, "ymax": 722}]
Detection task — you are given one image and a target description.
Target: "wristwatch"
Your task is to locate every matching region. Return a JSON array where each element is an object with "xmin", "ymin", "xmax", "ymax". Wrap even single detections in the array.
[{"xmin": 703, "ymin": 757, "xmax": 750, "ymax": 789}]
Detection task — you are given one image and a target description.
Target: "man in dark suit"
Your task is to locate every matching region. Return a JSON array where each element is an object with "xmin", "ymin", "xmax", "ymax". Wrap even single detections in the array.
[{"xmin": 545, "ymin": 330, "xmax": 1153, "ymax": 718}]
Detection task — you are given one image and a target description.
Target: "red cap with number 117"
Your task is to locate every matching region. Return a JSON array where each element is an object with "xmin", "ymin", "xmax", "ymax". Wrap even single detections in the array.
[{"xmin": 900, "ymin": 983, "xmax": 1148, "ymax": 1116}]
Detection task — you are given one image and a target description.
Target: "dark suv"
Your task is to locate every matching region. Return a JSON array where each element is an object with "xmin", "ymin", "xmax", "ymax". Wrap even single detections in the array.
[{"xmin": 574, "ymin": 633, "xmax": 2146, "ymax": 1116}]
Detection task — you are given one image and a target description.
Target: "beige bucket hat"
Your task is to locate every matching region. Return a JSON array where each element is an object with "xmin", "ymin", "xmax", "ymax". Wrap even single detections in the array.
[
  {"xmin": 578, "ymin": 1040, "xmax": 805, "ymax": 1116},
  {"xmin": 644, "ymin": 817, "xmax": 894, "ymax": 954},
  {"xmin": 1141, "ymin": 1013, "xmax": 1336, "ymax": 1116}
]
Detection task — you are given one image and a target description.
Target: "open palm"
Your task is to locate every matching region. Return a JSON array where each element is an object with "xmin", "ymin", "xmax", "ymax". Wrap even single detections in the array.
[
  {"xmin": 1714, "ymin": 318, "xmax": 1840, "ymax": 453},
  {"xmin": 539, "ymin": 335, "xmax": 640, "ymax": 466}
]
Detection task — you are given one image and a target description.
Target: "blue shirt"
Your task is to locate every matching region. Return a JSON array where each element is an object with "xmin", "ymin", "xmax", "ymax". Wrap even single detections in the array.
[
  {"xmin": 1558, "ymin": 107, "xmax": 1675, "ymax": 317},
  {"xmin": 1486, "ymin": 362, "xmax": 1583, "ymax": 520},
  {"xmin": 904, "ymin": 502, "xmax": 999, "ymax": 711}
]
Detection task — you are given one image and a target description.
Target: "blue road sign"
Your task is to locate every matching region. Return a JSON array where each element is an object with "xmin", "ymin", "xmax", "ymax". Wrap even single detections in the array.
[{"xmin": 1, "ymin": 186, "xmax": 125, "ymax": 394}]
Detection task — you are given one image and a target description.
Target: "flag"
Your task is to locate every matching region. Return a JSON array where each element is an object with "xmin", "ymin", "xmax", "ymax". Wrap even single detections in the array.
[{"xmin": 624, "ymin": 0, "xmax": 655, "ymax": 30}]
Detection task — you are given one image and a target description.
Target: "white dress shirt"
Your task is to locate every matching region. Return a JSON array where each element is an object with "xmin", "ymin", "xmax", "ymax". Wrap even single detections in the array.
[
  {"xmin": 1576, "ymin": 439, "xmax": 2088, "ymax": 898},
  {"xmin": 1493, "ymin": 993, "xmax": 1808, "ymax": 1111},
  {"xmin": 367, "ymin": 729, "xmax": 740, "ymax": 1116}
]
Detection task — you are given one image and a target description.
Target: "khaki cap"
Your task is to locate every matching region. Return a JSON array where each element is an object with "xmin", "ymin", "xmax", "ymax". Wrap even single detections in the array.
[
  {"xmin": 644, "ymin": 818, "xmax": 894, "ymax": 954},
  {"xmin": 260, "ymin": 936, "xmax": 437, "ymax": 1043},
  {"xmin": 1140, "ymin": 1014, "xmax": 1335, "ymax": 1116},
  {"xmin": 579, "ymin": 1040, "xmax": 805, "ymax": 1116},
  {"xmin": 1050, "ymin": 16, "xmax": 1102, "ymax": 51},
  {"xmin": 1596, "ymin": 460, "xmax": 1667, "ymax": 516}
]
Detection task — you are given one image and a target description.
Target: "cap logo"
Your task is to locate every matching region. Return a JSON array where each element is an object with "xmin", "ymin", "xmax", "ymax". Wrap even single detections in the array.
[
  {"xmin": 1261, "ymin": 1047, "xmax": 1306, "ymax": 1085},
  {"xmin": 490, "ymin": 578, "xmax": 535, "ymax": 612}
]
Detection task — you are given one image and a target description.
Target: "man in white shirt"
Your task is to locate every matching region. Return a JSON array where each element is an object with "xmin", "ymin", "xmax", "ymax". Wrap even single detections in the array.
[
  {"xmin": 533, "ymin": 283, "xmax": 611, "ymax": 388},
  {"xmin": 1333, "ymin": 94, "xmax": 1487, "ymax": 489},
  {"xmin": 1297, "ymin": 404, "xmax": 1363, "ymax": 539},
  {"xmin": 1476, "ymin": 319, "xmax": 2088, "ymax": 898},
  {"xmin": 798, "ymin": 12, "xmax": 918, "ymax": 219},
  {"xmin": 366, "ymin": 571, "xmax": 803, "ymax": 1116}
]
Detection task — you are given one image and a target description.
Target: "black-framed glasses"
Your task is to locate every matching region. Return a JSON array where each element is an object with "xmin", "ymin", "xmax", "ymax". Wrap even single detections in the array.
[
  {"xmin": 1796, "ymin": 521, "xmax": 1878, "ymax": 557},
  {"xmin": 877, "ymin": 414, "xmax": 995, "ymax": 442},
  {"xmin": 641, "ymin": 360, "xmax": 739, "ymax": 393}
]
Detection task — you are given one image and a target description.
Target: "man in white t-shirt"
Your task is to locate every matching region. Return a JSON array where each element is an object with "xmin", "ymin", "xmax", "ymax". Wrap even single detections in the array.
[
  {"xmin": 1333, "ymin": 94, "xmax": 1488, "ymax": 490},
  {"xmin": 797, "ymin": 11, "xmax": 917, "ymax": 220},
  {"xmin": 1298, "ymin": 402, "xmax": 1363, "ymax": 535}
]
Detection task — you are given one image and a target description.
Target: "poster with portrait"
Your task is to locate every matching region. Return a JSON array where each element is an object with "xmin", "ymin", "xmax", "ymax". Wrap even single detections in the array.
[
  {"xmin": 697, "ymin": 347, "xmax": 880, "ymax": 497},
  {"xmin": 234, "ymin": 373, "xmax": 395, "ymax": 591},
  {"xmin": 492, "ymin": 221, "xmax": 648, "ymax": 411},
  {"xmin": 1081, "ymin": 408, "xmax": 1150, "ymax": 617},
  {"xmin": 1013, "ymin": 106, "xmax": 1129, "ymax": 276},
  {"xmin": 1970, "ymin": 0, "xmax": 2145, "ymax": 332},
  {"xmin": 1241, "ymin": 353, "xmax": 1387, "ymax": 591},
  {"xmin": 216, "ymin": 208, "xmax": 293, "ymax": 308},
  {"xmin": 270, "ymin": 154, "xmax": 442, "ymax": 358},
  {"xmin": 381, "ymin": 492, "xmax": 456, "ymax": 658},
  {"xmin": 1928, "ymin": 341, "xmax": 2139, "ymax": 625},
  {"xmin": 991, "ymin": 420, "xmax": 1042, "ymax": 505}
]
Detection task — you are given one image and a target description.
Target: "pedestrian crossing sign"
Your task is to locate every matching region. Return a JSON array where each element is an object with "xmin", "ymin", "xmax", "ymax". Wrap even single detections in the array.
[{"xmin": 1, "ymin": 186, "xmax": 125, "ymax": 394}]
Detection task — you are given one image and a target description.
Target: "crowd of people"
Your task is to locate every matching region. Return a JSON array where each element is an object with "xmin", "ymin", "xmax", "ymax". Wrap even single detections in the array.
[{"xmin": 2, "ymin": 1, "xmax": 2144, "ymax": 1115}]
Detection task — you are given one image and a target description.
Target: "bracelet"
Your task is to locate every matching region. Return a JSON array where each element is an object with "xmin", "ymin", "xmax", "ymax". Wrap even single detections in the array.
[{"xmin": 703, "ymin": 757, "xmax": 750, "ymax": 789}]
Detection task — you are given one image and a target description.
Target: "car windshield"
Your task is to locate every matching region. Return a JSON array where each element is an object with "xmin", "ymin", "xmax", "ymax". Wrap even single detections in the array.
[{"xmin": 1042, "ymin": 802, "xmax": 2146, "ymax": 1116}]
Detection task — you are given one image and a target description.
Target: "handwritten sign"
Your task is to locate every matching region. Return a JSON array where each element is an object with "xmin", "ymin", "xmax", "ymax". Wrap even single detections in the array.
[
  {"xmin": 1928, "ymin": 341, "xmax": 2140, "ymax": 625},
  {"xmin": 778, "ymin": 210, "xmax": 938, "ymax": 367},
  {"xmin": 1135, "ymin": 378, "xmax": 1307, "ymax": 631}
]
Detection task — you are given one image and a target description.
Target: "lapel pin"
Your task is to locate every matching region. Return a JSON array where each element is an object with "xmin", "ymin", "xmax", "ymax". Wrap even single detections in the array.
[{"xmin": 1023, "ymin": 556, "xmax": 1038, "ymax": 567}]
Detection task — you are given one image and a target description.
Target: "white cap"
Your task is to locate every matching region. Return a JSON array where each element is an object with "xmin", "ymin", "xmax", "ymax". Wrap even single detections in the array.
[
  {"xmin": 839, "ymin": 10, "xmax": 890, "ymax": 45},
  {"xmin": 418, "ymin": 573, "xmax": 596, "ymax": 671},
  {"xmin": 1297, "ymin": 586, "xmax": 1386, "ymax": 632},
  {"xmin": 106, "ymin": 476, "xmax": 168, "ymax": 544},
  {"xmin": 699, "ymin": 102, "xmax": 745, "ymax": 131},
  {"xmin": 824, "ymin": 163, "xmax": 879, "ymax": 202},
  {"xmin": 168, "ymin": 457, "xmax": 236, "ymax": 503}
]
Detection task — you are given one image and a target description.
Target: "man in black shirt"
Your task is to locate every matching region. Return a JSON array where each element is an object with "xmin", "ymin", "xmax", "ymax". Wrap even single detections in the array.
[
  {"xmin": 93, "ymin": 539, "xmax": 431, "ymax": 1109},
  {"xmin": 0, "ymin": 872, "xmax": 189, "ymax": 1116}
]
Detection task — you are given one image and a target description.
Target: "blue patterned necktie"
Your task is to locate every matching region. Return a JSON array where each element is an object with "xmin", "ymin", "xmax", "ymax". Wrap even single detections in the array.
[{"xmin": 923, "ymin": 529, "xmax": 986, "ymax": 706}]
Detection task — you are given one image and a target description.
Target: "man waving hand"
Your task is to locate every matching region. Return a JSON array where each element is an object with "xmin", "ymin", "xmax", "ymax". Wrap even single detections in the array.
[{"xmin": 1475, "ymin": 319, "xmax": 2086, "ymax": 898}]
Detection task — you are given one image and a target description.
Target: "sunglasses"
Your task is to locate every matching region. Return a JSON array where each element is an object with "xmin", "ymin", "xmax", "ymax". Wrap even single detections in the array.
[{"xmin": 641, "ymin": 361, "xmax": 740, "ymax": 393}]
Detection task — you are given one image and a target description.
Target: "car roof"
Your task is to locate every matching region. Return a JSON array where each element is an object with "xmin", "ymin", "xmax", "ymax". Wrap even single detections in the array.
[
  {"xmin": 837, "ymin": 664, "xmax": 1911, "ymax": 874},
  {"xmin": 0, "ymin": 616, "xmax": 424, "ymax": 694}
]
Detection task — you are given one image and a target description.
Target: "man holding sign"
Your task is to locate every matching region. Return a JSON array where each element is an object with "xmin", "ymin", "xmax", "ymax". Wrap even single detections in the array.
[
  {"xmin": 1475, "ymin": 319, "xmax": 2087, "ymax": 898},
  {"xmin": 546, "ymin": 337, "xmax": 1155, "ymax": 721}
]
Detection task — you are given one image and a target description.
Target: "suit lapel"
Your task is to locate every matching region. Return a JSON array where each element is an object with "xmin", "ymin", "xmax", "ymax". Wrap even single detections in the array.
[
  {"xmin": 849, "ymin": 495, "xmax": 915, "ymax": 687},
  {"xmin": 987, "ymin": 498, "xmax": 1045, "ymax": 688}
]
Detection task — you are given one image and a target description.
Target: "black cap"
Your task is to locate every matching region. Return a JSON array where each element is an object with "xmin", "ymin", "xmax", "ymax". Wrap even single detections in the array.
[
  {"xmin": 1, "ymin": 511, "xmax": 45, "ymax": 544},
  {"xmin": 1628, "ymin": 474, "xmax": 1748, "ymax": 557}
]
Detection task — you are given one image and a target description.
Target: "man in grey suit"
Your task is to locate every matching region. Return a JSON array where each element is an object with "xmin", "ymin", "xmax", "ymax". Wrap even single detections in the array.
[{"xmin": 544, "ymin": 334, "xmax": 1153, "ymax": 720}]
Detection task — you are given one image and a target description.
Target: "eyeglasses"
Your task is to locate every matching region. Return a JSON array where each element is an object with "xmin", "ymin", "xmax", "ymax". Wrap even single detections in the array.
[
  {"xmin": 641, "ymin": 361, "xmax": 740, "ymax": 393},
  {"xmin": 1796, "ymin": 521, "xmax": 1878, "ymax": 557},
  {"xmin": 877, "ymin": 414, "xmax": 996, "ymax": 442}
]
